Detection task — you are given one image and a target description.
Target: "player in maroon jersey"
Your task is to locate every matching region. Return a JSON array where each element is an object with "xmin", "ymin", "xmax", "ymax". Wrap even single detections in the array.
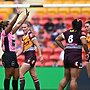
[
  {"xmin": 55, "ymin": 19, "xmax": 89, "ymax": 90},
  {"xmin": 16, "ymin": 21, "xmax": 44, "ymax": 90}
]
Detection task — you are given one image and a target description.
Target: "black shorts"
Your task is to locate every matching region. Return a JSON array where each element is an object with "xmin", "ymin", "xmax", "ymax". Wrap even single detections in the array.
[
  {"xmin": 24, "ymin": 50, "xmax": 36, "ymax": 67},
  {"xmin": 64, "ymin": 51, "xmax": 82, "ymax": 69},
  {"xmin": 2, "ymin": 51, "xmax": 19, "ymax": 68}
]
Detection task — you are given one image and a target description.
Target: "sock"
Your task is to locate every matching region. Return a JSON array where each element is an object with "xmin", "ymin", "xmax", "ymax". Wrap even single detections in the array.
[
  {"xmin": 12, "ymin": 80, "xmax": 18, "ymax": 90},
  {"xmin": 34, "ymin": 80, "xmax": 40, "ymax": 90},
  {"xmin": 4, "ymin": 79, "xmax": 10, "ymax": 90},
  {"xmin": 20, "ymin": 77, "xmax": 25, "ymax": 90}
]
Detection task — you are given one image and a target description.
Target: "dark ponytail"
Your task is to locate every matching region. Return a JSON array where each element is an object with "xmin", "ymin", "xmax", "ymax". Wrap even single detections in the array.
[
  {"xmin": 72, "ymin": 19, "xmax": 82, "ymax": 38},
  {"xmin": 0, "ymin": 21, "xmax": 9, "ymax": 31}
]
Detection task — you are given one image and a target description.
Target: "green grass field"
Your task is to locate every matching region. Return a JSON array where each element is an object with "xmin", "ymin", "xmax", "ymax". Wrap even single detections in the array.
[{"xmin": 0, "ymin": 66, "xmax": 65, "ymax": 90}]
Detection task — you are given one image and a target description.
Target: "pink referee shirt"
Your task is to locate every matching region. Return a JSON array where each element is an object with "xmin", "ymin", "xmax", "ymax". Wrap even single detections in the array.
[{"xmin": 1, "ymin": 30, "xmax": 16, "ymax": 52}]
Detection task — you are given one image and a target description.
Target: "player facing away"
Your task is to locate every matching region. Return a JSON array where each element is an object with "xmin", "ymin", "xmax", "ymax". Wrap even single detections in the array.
[
  {"xmin": 85, "ymin": 21, "xmax": 90, "ymax": 78},
  {"xmin": 1, "ymin": 9, "xmax": 29, "ymax": 90},
  {"xmin": 55, "ymin": 19, "xmax": 89, "ymax": 90},
  {"xmin": 16, "ymin": 21, "xmax": 44, "ymax": 90}
]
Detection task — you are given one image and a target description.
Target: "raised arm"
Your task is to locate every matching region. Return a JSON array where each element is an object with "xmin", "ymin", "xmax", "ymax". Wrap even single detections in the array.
[
  {"xmin": 12, "ymin": 8, "xmax": 29, "ymax": 34},
  {"xmin": 5, "ymin": 11, "xmax": 21, "ymax": 35}
]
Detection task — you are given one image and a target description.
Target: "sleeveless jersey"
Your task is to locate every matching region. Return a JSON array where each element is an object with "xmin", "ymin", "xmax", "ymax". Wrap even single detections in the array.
[
  {"xmin": 62, "ymin": 29, "xmax": 86, "ymax": 52},
  {"xmin": 1, "ymin": 30, "xmax": 15, "ymax": 52},
  {"xmin": 22, "ymin": 31, "xmax": 35, "ymax": 52}
]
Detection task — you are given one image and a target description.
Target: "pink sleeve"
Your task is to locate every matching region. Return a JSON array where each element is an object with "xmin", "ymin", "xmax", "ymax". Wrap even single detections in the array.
[{"xmin": 1, "ymin": 30, "xmax": 6, "ymax": 36}]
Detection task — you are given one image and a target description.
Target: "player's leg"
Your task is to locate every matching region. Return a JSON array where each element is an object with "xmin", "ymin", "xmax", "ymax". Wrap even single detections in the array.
[
  {"xmin": 86, "ymin": 61, "xmax": 90, "ymax": 78},
  {"xmin": 12, "ymin": 68, "xmax": 19, "ymax": 90},
  {"xmin": 29, "ymin": 66, "xmax": 40, "ymax": 90},
  {"xmin": 20, "ymin": 63, "xmax": 30, "ymax": 90},
  {"xmin": 58, "ymin": 68, "xmax": 70, "ymax": 90},
  {"xmin": 4, "ymin": 68, "xmax": 14, "ymax": 90},
  {"xmin": 70, "ymin": 68, "xmax": 81, "ymax": 90}
]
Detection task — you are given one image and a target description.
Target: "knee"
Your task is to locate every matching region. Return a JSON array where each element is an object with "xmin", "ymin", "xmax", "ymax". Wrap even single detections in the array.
[
  {"xmin": 31, "ymin": 74, "xmax": 38, "ymax": 81},
  {"xmin": 13, "ymin": 75, "xmax": 19, "ymax": 80}
]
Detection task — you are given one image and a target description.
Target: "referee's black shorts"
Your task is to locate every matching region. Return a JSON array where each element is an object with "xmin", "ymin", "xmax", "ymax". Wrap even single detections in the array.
[{"xmin": 2, "ymin": 51, "xmax": 19, "ymax": 68}]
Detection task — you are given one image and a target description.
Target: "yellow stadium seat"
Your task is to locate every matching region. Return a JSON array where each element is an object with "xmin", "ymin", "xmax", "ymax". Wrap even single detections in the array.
[
  {"xmin": 35, "ymin": 8, "xmax": 48, "ymax": 17},
  {"xmin": 1, "ymin": 1, "xmax": 14, "ymax": 15},
  {"xmin": 75, "ymin": 0, "xmax": 86, "ymax": 4},
  {"xmin": 70, "ymin": 8, "xmax": 81, "ymax": 16},
  {"xmin": 4, "ymin": 1, "xmax": 14, "ymax": 4},
  {"xmin": 86, "ymin": 0, "xmax": 90, "ymax": 3},
  {"xmin": 81, "ymin": 8, "xmax": 90, "ymax": 16},
  {"xmin": 47, "ymin": 8, "xmax": 58, "ymax": 16},
  {"xmin": 0, "ymin": 8, "xmax": 10, "ymax": 20},
  {"xmin": 52, "ymin": 1, "xmax": 63, "ymax": 4},
  {"xmin": 43, "ymin": 0, "xmax": 53, "ymax": 4},
  {"xmin": 63, "ymin": 0, "xmax": 75, "ymax": 4},
  {"xmin": 58, "ymin": 8, "xmax": 70, "ymax": 17}
]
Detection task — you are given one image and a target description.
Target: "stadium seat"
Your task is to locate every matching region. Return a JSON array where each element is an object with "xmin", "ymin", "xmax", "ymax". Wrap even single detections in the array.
[
  {"xmin": 47, "ymin": 8, "xmax": 58, "ymax": 16},
  {"xmin": 57, "ymin": 60, "xmax": 64, "ymax": 66},
  {"xmin": 17, "ymin": 55, "xmax": 25, "ymax": 66},
  {"xmin": 64, "ymin": 21, "xmax": 72, "ymax": 29},
  {"xmin": 70, "ymin": 8, "xmax": 81, "ymax": 16},
  {"xmin": 63, "ymin": 0, "xmax": 75, "ymax": 4},
  {"xmin": 44, "ymin": 61, "xmax": 54, "ymax": 66},
  {"xmin": 35, "ymin": 61, "xmax": 43, "ymax": 66},
  {"xmin": 58, "ymin": 8, "xmax": 70, "ymax": 16},
  {"xmin": 77, "ymin": 14, "xmax": 87, "ymax": 22},
  {"xmin": 0, "ymin": 14, "xmax": 4, "ymax": 21},
  {"xmin": 81, "ymin": 8, "xmax": 90, "ymax": 16},
  {"xmin": 49, "ymin": 55, "xmax": 59, "ymax": 61},
  {"xmin": 42, "ymin": 47, "xmax": 53, "ymax": 56},
  {"xmin": 35, "ymin": 8, "xmax": 47, "ymax": 17},
  {"xmin": 65, "ymin": 14, "xmax": 75, "ymax": 22},
  {"xmin": 53, "ymin": 47, "xmax": 62, "ymax": 56},
  {"xmin": 75, "ymin": 0, "xmax": 86, "ymax": 4},
  {"xmin": 52, "ymin": 1, "xmax": 63, "ymax": 4}
]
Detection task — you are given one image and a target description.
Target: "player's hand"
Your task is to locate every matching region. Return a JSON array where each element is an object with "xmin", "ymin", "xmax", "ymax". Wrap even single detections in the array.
[
  {"xmin": 25, "ymin": 8, "xmax": 30, "ymax": 16},
  {"xmin": 85, "ymin": 54, "xmax": 89, "ymax": 61},
  {"xmin": 38, "ymin": 55, "xmax": 44, "ymax": 64},
  {"xmin": 16, "ymin": 7, "xmax": 22, "ymax": 15}
]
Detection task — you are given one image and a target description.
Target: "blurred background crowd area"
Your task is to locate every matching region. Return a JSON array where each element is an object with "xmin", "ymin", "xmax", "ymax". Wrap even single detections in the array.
[{"xmin": 0, "ymin": 0, "xmax": 89, "ymax": 67}]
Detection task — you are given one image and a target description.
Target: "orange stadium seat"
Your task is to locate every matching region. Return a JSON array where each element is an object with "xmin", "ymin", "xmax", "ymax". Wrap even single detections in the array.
[
  {"xmin": 53, "ymin": 47, "xmax": 62, "ymax": 57},
  {"xmin": 42, "ymin": 47, "xmax": 53, "ymax": 56},
  {"xmin": 49, "ymin": 55, "xmax": 59, "ymax": 61},
  {"xmin": 65, "ymin": 14, "xmax": 75, "ymax": 22},
  {"xmin": 64, "ymin": 20, "xmax": 72, "ymax": 29},
  {"xmin": 35, "ymin": 61, "xmax": 43, "ymax": 66},
  {"xmin": 0, "ymin": 14, "xmax": 4, "ymax": 21},
  {"xmin": 44, "ymin": 61, "xmax": 54, "ymax": 66},
  {"xmin": 57, "ymin": 60, "xmax": 64, "ymax": 66},
  {"xmin": 17, "ymin": 55, "xmax": 25, "ymax": 66},
  {"xmin": 77, "ymin": 14, "xmax": 87, "ymax": 22},
  {"xmin": 70, "ymin": 8, "xmax": 81, "ymax": 16}
]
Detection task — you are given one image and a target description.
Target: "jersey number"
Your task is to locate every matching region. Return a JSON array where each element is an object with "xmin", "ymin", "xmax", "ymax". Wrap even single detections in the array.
[{"xmin": 68, "ymin": 35, "xmax": 73, "ymax": 43}]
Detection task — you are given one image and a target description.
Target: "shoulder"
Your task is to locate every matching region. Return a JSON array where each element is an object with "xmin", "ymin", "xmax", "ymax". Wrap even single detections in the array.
[
  {"xmin": 28, "ymin": 31, "xmax": 36, "ymax": 39},
  {"xmin": 1, "ymin": 30, "xmax": 5, "ymax": 36}
]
